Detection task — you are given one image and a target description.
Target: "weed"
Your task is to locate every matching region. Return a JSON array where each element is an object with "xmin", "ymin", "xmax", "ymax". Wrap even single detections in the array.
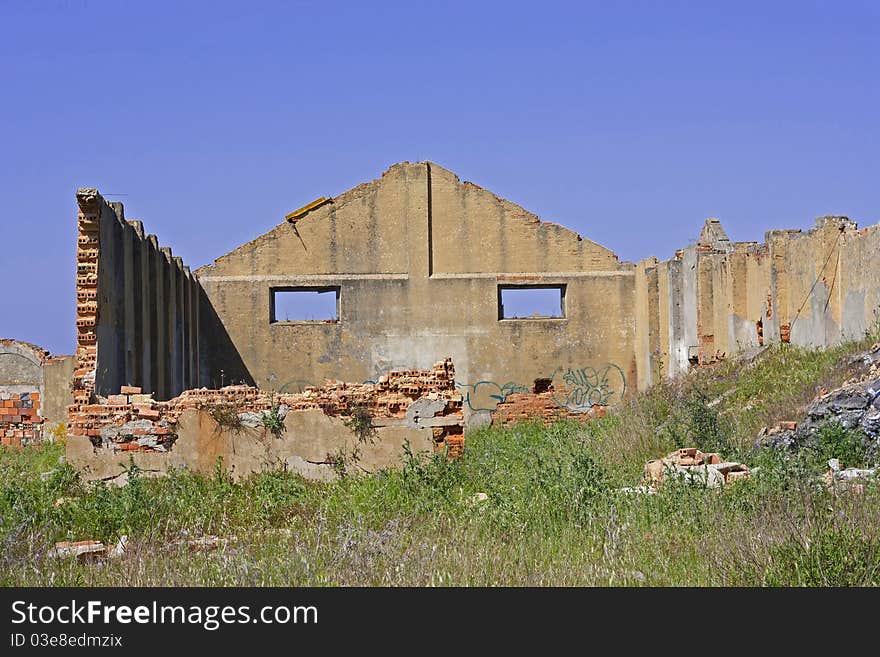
[
  {"xmin": 261, "ymin": 401, "xmax": 285, "ymax": 439},
  {"xmin": 325, "ymin": 448, "xmax": 349, "ymax": 479},
  {"xmin": 764, "ymin": 528, "xmax": 880, "ymax": 586},
  {"xmin": 204, "ymin": 403, "xmax": 243, "ymax": 434},
  {"xmin": 343, "ymin": 405, "xmax": 376, "ymax": 444},
  {"xmin": 48, "ymin": 423, "xmax": 67, "ymax": 444}
]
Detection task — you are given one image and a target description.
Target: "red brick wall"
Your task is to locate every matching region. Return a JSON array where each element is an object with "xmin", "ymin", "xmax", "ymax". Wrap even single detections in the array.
[
  {"xmin": 0, "ymin": 392, "xmax": 43, "ymax": 447},
  {"xmin": 492, "ymin": 391, "xmax": 606, "ymax": 427}
]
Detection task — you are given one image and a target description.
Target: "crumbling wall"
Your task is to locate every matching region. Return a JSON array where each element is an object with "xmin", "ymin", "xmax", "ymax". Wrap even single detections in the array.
[
  {"xmin": 73, "ymin": 189, "xmax": 205, "ymax": 403},
  {"xmin": 0, "ymin": 391, "xmax": 42, "ymax": 447},
  {"xmin": 65, "ymin": 164, "xmax": 880, "ymax": 435},
  {"xmin": 0, "ymin": 339, "xmax": 74, "ymax": 443},
  {"xmin": 67, "ymin": 359, "xmax": 464, "ymax": 481},
  {"xmin": 492, "ymin": 390, "xmax": 606, "ymax": 427},
  {"xmin": 0, "ymin": 338, "xmax": 47, "ymax": 397},
  {"xmin": 636, "ymin": 216, "xmax": 880, "ymax": 385}
]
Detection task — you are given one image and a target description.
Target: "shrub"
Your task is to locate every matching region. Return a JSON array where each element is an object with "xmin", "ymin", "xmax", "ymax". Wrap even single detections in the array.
[
  {"xmin": 664, "ymin": 388, "xmax": 731, "ymax": 455},
  {"xmin": 803, "ymin": 422, "xmax": 872, "ymax": 470}
]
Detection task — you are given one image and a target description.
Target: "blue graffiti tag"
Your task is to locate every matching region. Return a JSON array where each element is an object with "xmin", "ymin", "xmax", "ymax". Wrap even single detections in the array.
[
  {"xmin": 456, "ymin": 380, "xmax": 529, "ymax": 412},
  {"xmin": 550, "ymin": 364, "xmax": 626, "ymax": 411}
]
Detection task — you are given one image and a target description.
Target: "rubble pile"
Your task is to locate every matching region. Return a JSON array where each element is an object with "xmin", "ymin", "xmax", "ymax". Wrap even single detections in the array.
[
  {"xmin": 823, "ymin": 457, "xmax": 876, "ymax": 492},
  {"xmin": 68, "ymin": 359, "xmax": 464, "ymax": 454},
  {"xmin": 0, "ymin": 391, "xmax": 43, "ymax": 447},
  {"xmin": 644, "ymin": 447, "xmax": 751, "ymax": 489},
  {"xmin": 756, "ymin": 343, "xmax": 880, "ymax": 456},
  {"xmin": 68, "ymin": 385, "xmax": 178, "ymax": 453}
]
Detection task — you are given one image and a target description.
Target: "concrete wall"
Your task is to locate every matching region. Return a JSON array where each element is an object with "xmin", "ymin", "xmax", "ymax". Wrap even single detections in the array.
[
  {"xmin": 196, "ymin": 162, "xmax": 635, "ymax": 411},
  {"xmin": 74, "ymin": 189, "xmax": 205, "ymax": 402},
  {"xmin": 637, "ymin": 216, "xmax": 880, "ymax": 382},
  {"xmin": 67, "ymin": 408, "xmax": 437, "ymax": 483},
  {"xmin": 42, "ymin": 356, "xmax": 75, "ymax": 428}
]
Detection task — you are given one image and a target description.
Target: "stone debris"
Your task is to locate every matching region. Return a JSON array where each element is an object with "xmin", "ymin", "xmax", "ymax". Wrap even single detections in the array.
[
  {"xmin": 49, "ymin": 535, "xmax": 128, "ymax": 561},
  {"xmin": 620, "ymin": 485, "xmax": 656, "ymax": 495},
  {"xmin": 49, "ymin": 540, "xmax": 105, "ymax": 559},
  {"xmin": 167, "ymin": 535, "xmax": 232, "ymax": 552},
  {"xmin": 823, "ymin": 458, "xmax": 876, "ymax": 491},
  {"xmin": 644, "ymin": 447, "xmax": 751, "ymax": 489},
  {"xmin": 755, "ymin": 345, "xmax": 880, "ymax": 457}
]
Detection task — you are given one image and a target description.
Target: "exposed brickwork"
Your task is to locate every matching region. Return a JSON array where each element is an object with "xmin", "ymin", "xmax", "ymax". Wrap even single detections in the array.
[
  {"xmin": 68, "ymin": 359, "xmax": 464, "ymax": 455},
  {"xmin": 0, "ymin": 392, "xmax": 43, "ymax": 447},
  {"xmin": 492, "ymin": 390, "xmax": 606, "ymax": 427},
  {"xmin": 780, "ymin": 323, "xmax": 792, "ymax": 343},
  {"xmin": 72, "ymin": 189, "xmax": 100, "ymax": 411}
]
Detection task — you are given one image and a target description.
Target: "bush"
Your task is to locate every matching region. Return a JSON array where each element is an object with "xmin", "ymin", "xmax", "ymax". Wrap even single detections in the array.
[
  {"xmin": 804, "ymin": 422, "xmax": 871, "ymax": 470},
  {"xmin": 664, "ymin": 388, "xmax": 731, "ymax": 455}
]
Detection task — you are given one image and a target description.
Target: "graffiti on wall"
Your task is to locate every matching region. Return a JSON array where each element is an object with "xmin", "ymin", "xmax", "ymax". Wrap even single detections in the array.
[
  {"xmin": 456, "ymin": 363, "xmax": 626, "ymax": 413},
  {"xmin": 550, "ymin": 364, "xmax": 626, "ymax": 411},
  {"xmin": 277, "ymin": 363, "xmax": 626, "ymax": 413},
  {"xmin": 456, "ymin": 380, "xmax": 529, "ymax": 412}
]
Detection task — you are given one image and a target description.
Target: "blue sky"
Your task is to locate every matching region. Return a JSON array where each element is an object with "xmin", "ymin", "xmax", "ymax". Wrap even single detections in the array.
[{"xmin": 1, "ymin": 0, "xmax": 878, "ymax": 354}]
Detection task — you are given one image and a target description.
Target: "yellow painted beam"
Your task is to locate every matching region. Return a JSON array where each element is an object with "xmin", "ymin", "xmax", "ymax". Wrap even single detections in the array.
[{"xmin": 285, "ymin": 197, "xmax": 332, "ymax": 222}]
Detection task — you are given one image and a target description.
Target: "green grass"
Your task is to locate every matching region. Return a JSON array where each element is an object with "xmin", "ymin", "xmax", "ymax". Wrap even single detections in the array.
[{"xmin": 1, "ymin": 338, "xmax": 879, "ymax": 586}]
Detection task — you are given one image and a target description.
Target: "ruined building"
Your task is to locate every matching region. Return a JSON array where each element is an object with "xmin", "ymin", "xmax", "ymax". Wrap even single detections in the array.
[
  {"xmin": 0, "ymin": 339, "xmax": 74, "ymax": 446},
  {"xmin": 72, "ymin": 161, "xmax": 880, "ymax": 405},
  {"xmin": 3, "ymin": 161, "xmax": 879, "ymax": 478}
]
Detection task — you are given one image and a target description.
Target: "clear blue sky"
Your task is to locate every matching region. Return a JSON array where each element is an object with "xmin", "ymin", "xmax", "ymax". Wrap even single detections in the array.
[{"xmin": 1, "ymin": 0, "xmax": 878, "ymax": 354}]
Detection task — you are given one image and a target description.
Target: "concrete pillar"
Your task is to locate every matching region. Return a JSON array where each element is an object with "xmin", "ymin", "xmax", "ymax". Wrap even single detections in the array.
[
  {"xmin": 189, "ymin": 275, "xmax": 199, "ymax": 388},
  {"xmin": 181, "ymin": 264, "xmax": 192, "ymax": 390},
  {"xmin": 767, "ymin": 231, "xmax": 790, "ymax": 344},
  {"xmin": 169, "ymin": 252, "xmax": 179, "ymax": 397},
  {"xmin": 173, "ymin": 256, "xmax": 185, "ymax": 395},
  {"xmin": 149, "ymin": 237, "xmax": 163, "ymax": 397},
  {"xmin": 159, "ymin": 246, "xmax": 173, "ymax": 399},
  {"xmin": 122, "ymin": 224, "xmax": 136, "ymax": 384},
  {"xmin": 139, "ymin": 232, "xmax": 153, "ymax": 394},
  {"xmin": 134, "ymin": 225, "xmax": 144, "ymax": 387},
  {"xmin": 696, "ymin": 255, "xmax": 716, "ymax": 362}
]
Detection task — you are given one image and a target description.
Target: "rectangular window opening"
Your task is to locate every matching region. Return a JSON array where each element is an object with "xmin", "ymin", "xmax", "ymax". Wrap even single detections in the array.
[
  {"xmin": 271, "ymin": 287, "xmax": 339, "ymax": 323},
  {"xmin": 498, "ymin": 285, "xmax": 565, "ymax": 320}
]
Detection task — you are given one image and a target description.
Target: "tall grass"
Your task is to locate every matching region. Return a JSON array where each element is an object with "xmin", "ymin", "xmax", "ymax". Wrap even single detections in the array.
[{"xmin": 1, "ymin": 338, "xmax": 878, "ymax": 586}]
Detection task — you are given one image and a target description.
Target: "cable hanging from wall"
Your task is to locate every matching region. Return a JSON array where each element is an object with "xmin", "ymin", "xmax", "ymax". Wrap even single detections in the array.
[{"xmin": 788, "ymin": 227, "xmax": 844, "ymax": 333}]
